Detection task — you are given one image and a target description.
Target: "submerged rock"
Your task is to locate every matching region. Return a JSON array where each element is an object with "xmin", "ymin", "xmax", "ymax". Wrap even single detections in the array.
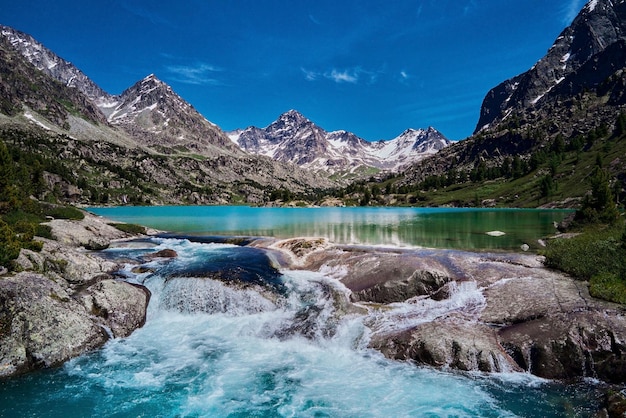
[{"xmin": 146, "ymin": 248, "xmax": 178, "ymax": 259}]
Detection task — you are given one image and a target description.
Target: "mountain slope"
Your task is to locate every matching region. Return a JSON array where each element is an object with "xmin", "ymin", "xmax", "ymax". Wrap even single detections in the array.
[
  {"xmin": 229, "ymin": 110, "xmax": 451, "ymax": 174},
  {"xmin": 0, "ymin": 25, "xmax": 242, "ymax": 157},
  {"xmin": 0, "ymin": 25, "xmax": 335, "ymax": 205},
  {"xmin": 1, "ymin": 25, "xmax": 111, "ymax": 104},
  {"xmin": 476, "ymin": 0, "xmax": 626, "ymax": 132},
  {"xmin": 0, "ymin": 32, "xmax": 106, "ymax": 129},
  {"xmin": 393, "ymin": 0, "xmax": 626, "ymax": 207},
  {"xmin": 100, "ymin": 74, "xmax": 241, "ymax": 156}
]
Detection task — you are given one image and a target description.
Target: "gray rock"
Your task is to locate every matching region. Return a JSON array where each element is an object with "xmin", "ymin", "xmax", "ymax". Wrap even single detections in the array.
[
  {"xmin": 0, "ymin": 273, "xmax": 108, "ymax": 377},
  {"xmin": 261, "ymin": 238, "xmax": 626, "ymax": 383},
  {"xmin": 351, "ymin": 269, "xmax": 450, "ymax": 304},
  {"xmin": 499, "ymin": 311, "xmax": 626, "ymax": 382},
  {"xmin": 0, "ymin": 211, "xmax": 151, "ymax": 379},
  {"xmin": 370, "ymin": 319, "xmax": 521, "ymax": 373},
  {"xmin": 78, "ymin": 279, "xmax": 150, "ymax": 338}
]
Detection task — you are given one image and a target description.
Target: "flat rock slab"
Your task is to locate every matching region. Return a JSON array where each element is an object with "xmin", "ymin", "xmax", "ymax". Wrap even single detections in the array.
[{"xmin": 260, "ymin": 237, "xmax": 626, "ymax": 382}]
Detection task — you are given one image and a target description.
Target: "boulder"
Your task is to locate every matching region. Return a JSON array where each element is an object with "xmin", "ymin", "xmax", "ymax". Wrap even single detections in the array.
[
  {"xmin": 351, "ymin": 269, "xmax": 450, "ymax": 304},
  {"xmin": 45, "ymin": 212, "xmax": 134, "ymax": 250},
  {"xmin": 0, "ymin": 212, "xmax": 151, "ymax": 379},
  {"xmin": 77, "ymin": 279, "xmax": 150, "ymax": 338},
  {"xmin": 499, "ymin": 311, "xmax": 626, "ymax": 382},
  {"xmin": 0, "ymin": 273, "xmax": 108, "ymax": 377},
  {"xmin": 370, "ymin": 319, "xmax": 521, "ymax": 373},
  {"xmin": 146, "ymin": 248, "xmax": 178, "ymax": 259}
]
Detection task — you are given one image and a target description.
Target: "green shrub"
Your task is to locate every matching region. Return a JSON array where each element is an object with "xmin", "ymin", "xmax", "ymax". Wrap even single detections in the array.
[
  {"xmin": 109, "ymin": 223, "xmax": 146, "ymax": 235},
  {"xmin": 0, "ymin": 220, "xmax": 21, "ymax": 268},
  {"xmin": 543, "ymin": 226, "xmax": 626, "ymax": 305},
  {"xmin": 543, "ymin": 230, "xmax": 624, "ymax": 279},
  {"xmin": 36, "ymin": 224, "xmax": 53, "ymax": 239},
  {"xmin": 589, "ymin": 272, "xmax": 626, "ymax": 304},
  {"xmin": 43, "ymin": 205, "xmax": 85, "ymax": 220}
]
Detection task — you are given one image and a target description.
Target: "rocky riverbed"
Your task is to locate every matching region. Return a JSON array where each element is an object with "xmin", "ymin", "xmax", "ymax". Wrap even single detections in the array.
[
  {"xmin": 3, "ymin": 217, "xmax": 626, "ymax": 390},
  {"xmin": 257, "ymin": 237, "xmax": 626, "ymax": 384},
  {"xmin": 0, "ymin": 213, "xmax": 150, "ymax": 378}
]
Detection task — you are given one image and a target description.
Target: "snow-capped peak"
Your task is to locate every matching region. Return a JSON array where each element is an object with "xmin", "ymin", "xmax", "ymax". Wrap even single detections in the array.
[{"xmin": 230, "ymin": 110, "xmax": 451, "ymax": 173}]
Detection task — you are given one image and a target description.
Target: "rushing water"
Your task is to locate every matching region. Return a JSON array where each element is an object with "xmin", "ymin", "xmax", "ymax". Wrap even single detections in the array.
[
  {"xmin": 0, "ymin": 207, "xmax": 602, "ymax": 417},
  {"xmin": 90, "ymin": 206, "xmax": 572, "ymax": 251}
]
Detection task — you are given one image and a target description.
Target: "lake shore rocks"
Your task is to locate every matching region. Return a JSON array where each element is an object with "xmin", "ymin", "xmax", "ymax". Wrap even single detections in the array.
[
  {"xmin": 0, "ymin": 212, "xmax": 150, "ymax": 378},
  {"xmin": 260, "ymin": 237, "xmax": 626, "ymax": 383}
]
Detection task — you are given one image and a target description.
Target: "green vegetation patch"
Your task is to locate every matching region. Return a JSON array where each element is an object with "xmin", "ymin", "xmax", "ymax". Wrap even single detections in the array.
[
  {"xmin": 589, "ymin": 272, "xmax": 626, "ymax": 305},
  {"xmin": 109, "ymin": 223, "xmax": 146, "ymax": 235},
  {"xmin": 543, "ymin": 228, "xmax": 624, "ymax": 279},
  {"xmin": 543, "ymin": 225, "xmax": 626, "ymax": 304},
  {"xmin": 43, "ymin": 205, "xmax": 85, "ymax": 220}
]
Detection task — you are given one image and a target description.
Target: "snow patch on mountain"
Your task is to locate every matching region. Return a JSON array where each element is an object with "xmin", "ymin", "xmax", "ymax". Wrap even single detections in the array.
[{"xmin": 230, "ymin": 111, "xmax": 451, "ymax": 173}]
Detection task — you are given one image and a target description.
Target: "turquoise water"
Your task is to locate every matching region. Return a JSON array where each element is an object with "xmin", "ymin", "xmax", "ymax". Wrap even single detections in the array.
[
  {"xmin": 89, "ymin": 206, "xmax": 572, "ymax": 251},
  {"xmin": 0, "ymin": 238, "xmax": 601, "ymax": 417},
  {"xmin": 0, "ymin": 207, "xmax": 600, "ymax": 417}
]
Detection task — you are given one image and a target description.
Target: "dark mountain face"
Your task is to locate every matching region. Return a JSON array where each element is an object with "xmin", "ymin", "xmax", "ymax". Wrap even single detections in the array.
[
  {"xmin": 0, "ymin": 33, "xmax": 106, "ymax": 128},
  {"xmin": 0, "ymin": 25, "xmax": 111, "ymax": 103},
  {"xmin": 476, "ymin": 0, "xmax": 626, "ymax": 133},
  {"xmin": 399, "ymin": 0, "xmax": 626, "ymax": 192}
]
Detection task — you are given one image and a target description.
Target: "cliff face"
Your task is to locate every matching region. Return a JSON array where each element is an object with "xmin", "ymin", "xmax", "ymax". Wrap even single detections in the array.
[{"xmin": 476, "ymin": 0, "xmax": 626, "ymax": 133}]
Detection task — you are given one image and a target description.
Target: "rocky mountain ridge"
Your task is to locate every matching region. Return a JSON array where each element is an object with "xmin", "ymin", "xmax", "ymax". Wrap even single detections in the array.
[
  {"xmin": 400, "ymin": 0, "xmax": 626, "ymax": 192},
  {"xmin": 229, "ymin": 110, "xmax": 451, "ymax": 174},
  {"xmin": 1, "ymin": 24, "xmax": 450, "ymax": 182},
  {"xmin": 476, "ymin": 0, "xmax": 626, "ymax": 132},
  {"xmin": 0, "ymin": 25, "xmax": 336, "ymax": 205}
]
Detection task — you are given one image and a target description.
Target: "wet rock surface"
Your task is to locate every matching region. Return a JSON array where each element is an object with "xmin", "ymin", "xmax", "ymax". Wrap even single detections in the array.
[
  {"xmin": 262, "ymin": 237, "xmax": 626, "ymax": 382},
  {"xmin": 0, "ymin": 212, "xmax": 149, "ymax": 378}
]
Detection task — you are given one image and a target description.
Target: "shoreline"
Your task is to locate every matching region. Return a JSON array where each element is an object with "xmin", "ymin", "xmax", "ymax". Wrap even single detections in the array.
[{"xmin": 2, "ymin": 211, "xmax": 626, "ymax": 390}]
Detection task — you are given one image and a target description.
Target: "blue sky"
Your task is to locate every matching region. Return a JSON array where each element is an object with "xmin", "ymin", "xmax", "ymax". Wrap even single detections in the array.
[{"xmin": 3, "ymin": 0, "xmax": 587, "ymax": 141}]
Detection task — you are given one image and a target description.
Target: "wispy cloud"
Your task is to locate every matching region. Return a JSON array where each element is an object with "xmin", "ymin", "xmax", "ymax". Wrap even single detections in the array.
[
  {"xmin": 302, "ymin": 67, "xmax": 380, "ymax": 84},
  {"xmin": 165, "ymin": 63, "xmax": 223, "ymax": 85},
  {"xmin": 301, "ymin": 68, "xmax": 318, "ymax": 81},
  {"xmin": 328, "ymin": 69, "xmax": 359, "ymax": 83},
  {"xmin": 463, "ymin": 0, "xmax": 477, "ymax": 15},
  {"xmin": 309, "ymin": 14, "xmax": 322, "ymax": 25},
  {"xmin": 562, "ymin": 0, "xmax": 586, "ymax": 24}
]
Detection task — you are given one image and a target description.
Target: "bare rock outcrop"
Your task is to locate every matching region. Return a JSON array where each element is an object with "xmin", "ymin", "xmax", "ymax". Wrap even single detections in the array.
[
  {"xmin": 370, "ymin": 319, "xmax": 521, "ymax": 373},
  {"xmin": 0, "ymin": 272, "xmax": 108, "ymax": 377},
  {"xmin": 0, "ymin": 211, "xmax": 149, "ymax": 378},
  {"xmin": 262, "ymin": 237, "xmax": 626, "ymax": 382}
]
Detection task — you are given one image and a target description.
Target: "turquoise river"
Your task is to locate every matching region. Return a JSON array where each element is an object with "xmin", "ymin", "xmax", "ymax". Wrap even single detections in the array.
[{"xmin": 0, "ymin": 206, "xmax": 608, "ymax": 417}]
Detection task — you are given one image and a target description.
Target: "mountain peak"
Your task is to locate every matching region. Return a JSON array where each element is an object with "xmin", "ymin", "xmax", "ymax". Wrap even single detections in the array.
[
  {"xmin": 233, "ymin": 110, "xmax": 450, "ymax": 173},
  {"xmin": 278, "ymin": 109, "xmax": 309, "ymax": 124},
  {"xmin": 476, "ymin": 0, "xmax": 626, "ymax": 132},
  {"xmin": 142, "ymin": 73, "xmax": 163, "ymax": 85}
]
